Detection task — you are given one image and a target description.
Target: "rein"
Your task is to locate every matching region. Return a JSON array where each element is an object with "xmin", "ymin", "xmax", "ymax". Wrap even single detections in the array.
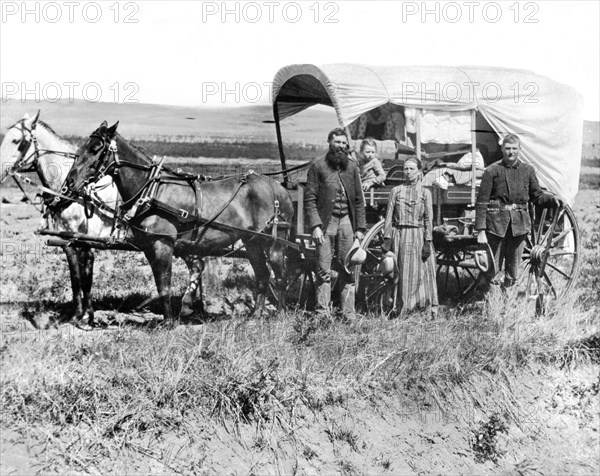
[{"xmin": 261, "ymin": 160, "xmax": 310, "ymax": 177}]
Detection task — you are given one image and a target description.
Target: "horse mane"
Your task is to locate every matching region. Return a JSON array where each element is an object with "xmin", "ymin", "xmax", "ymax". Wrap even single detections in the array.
[
  {"xmin": 37, "ymin": 120, "xmax": 58, "ymax": 135},
  {"xmin": 128, "ymin": 137, "xmax": 152, "ymax": 158},
  {"xmin": 115, "ymin": 132, "xmax": 152, "ymax": 159},
  {"xmin": 36, "ymin": 120, "xmax": 74, "ymax": 149}
]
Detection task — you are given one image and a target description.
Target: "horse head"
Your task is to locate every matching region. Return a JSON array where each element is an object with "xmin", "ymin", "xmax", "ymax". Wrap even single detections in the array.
[
  {"xmin": 0, "ymin": 110, "xmax": 41, "ymax": 183},
  {"xmin": 66, "ymin": 120, "xmax": 119, "ymax": 194}
]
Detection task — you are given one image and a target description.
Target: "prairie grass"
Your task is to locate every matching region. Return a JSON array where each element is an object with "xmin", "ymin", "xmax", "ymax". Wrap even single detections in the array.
[
  {"xmin": 2, "ymin": 287, "xmax": 596, "ymax": 455},
  {"xmin": 0, "ymin": 180, "xmax": 598, "ymax": 473}
]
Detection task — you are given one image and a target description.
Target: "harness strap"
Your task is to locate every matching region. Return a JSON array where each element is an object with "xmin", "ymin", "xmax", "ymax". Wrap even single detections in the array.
[
  {"xmin": 261, "ymin": 161, "xmax": 311, "ymax": 177},
  {"xmin": 143, "ymin": 198, "xmax": 197, "ymax": 224},
  {"xmin": 122, "ymin": 156, "xmax": 165, "ymax": 222},
  {"xmin": 36, "ymin": 184, "xmax": 118, "ymax": 221}
]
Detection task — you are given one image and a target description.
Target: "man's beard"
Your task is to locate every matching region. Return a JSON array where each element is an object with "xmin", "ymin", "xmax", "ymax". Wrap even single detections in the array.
[{"xmin": 325, "ymin": 149, "xmax": 349, "ymax": 170}]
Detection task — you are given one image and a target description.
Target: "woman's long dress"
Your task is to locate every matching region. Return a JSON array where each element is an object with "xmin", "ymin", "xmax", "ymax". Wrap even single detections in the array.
[{"xmin": 384, "ymin": 181, "xmax": 439, "ymax": 313}]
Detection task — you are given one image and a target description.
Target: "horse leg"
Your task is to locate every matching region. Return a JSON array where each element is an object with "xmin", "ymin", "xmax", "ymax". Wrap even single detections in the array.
[
  {"xmin": 143, "ymin": 238, "xmax": 175, "ymax": 322},
  {"xmin": 181, "ymin": 256, "xmax": 204, "ymax": 319},
  {"xmin": 268, "ymin": 239, "xmax": 287, "ymax": 310},
  {"xmin": 63, "ymin": 246, "xmax": 84, "ymax": 321},
  {"xmin": 245, "ymin": 241, "xmax": 270, "ymax": 318},
  {"xmin": 79, "ymin": 247, "xmax": 95, "ymax": 325}
]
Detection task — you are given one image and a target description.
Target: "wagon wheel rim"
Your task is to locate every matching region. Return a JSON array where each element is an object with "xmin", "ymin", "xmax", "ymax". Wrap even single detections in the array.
[{"xmin": 517, "ymin": 204, "xmax": 579, "ymax": 303}]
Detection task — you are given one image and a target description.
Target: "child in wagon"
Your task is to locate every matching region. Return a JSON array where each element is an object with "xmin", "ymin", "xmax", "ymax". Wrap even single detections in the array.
[{"xmin": 358, "ymin": 137, "xmax": 386, "ymax": 191}]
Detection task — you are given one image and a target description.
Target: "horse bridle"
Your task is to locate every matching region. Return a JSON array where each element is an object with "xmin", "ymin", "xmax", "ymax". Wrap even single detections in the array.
[
  {"xmin": 1, "ymin": 120, "xmax": 78, "ymax": 183},
  {"xmin": 0, "ymin": 120, "xmax": 39, "ymax": 184},
  {"xmin": 1, "ymin": 119, "xmax": 84, "ymax": 216},
  {"xmin": 76, "ymin": 132, "xmax": 121, "ymax": 191}
]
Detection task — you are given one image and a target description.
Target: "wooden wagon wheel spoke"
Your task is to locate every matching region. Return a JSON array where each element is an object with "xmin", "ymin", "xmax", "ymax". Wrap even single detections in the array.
[
  {"xmin": 545, "ymin": 261, "xmax": 573, "ymax": 280},
  {"xmin": 525, "ymin": 265, "xmax": 535, "ymax": 296},
  {"xmin": 551, "ymin": 226, "xmax": 574, "ymax": 247},
  {"xmin": 452, "ymin": 266, "xmax": 463, "ymax": 293},
  {"xmin": 549, "ymin": 250, "xmax": 577, "ymax": 257},
  {"xmin": 464, "ymin": 267, "xmax": 476, "ymax": 280},
  {"xmin": 542, "ymin": 271, "xmax": 558, "ymax": 300},
  {"xmin": 516, "ymin": 262, "xmax": 532, "ymax": 288},
  {"xmin": 365, "ymin": 282, "xmax": 388, "ymax": 301},
  {"xmin": 536, "ymin": 208, "xmax": 548, "ymax": 243},
  {"xmin": 444, "ymin": 260, "xmax": 451, "ymax": 292},
  {"xmin": 539, "ymin": 207, "xmax": 565, "ymax": 248}
]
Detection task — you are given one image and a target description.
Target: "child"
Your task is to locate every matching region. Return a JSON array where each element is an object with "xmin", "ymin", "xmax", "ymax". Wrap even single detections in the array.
[{"xmin": 359, "ymin": 137, "xmax": 386, "ymax": 191}]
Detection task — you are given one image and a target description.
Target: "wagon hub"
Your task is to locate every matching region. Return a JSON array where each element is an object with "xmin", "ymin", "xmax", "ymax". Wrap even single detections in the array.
[{"xmin": 529, "ymin": 244, "xmax": 548, "ymax": 267}]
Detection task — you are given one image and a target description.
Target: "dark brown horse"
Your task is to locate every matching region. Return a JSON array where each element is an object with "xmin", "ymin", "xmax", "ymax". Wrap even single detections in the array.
[{"xmin": 65, "ymin": 121, "xmax": 294, "ymax": 323}]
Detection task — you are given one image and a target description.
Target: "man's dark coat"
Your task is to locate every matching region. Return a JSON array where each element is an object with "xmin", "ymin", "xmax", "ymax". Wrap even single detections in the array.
[
  {"xmin": 304, "ymin": 156, "xmax": 366, "ymax": 233},
  {"xmin": 475, "ymin": 159, "xmax": 555, "ymax": 237}
]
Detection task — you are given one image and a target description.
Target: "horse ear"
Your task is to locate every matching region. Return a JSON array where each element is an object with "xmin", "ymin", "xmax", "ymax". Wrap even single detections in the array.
[
  {"xmin": 107, "ymin": 121, "xmax": 119, "ymax": 138},
  {"xmin": 100, "ymin": 120, "xmax": 108, "ymax": 128},
  {"xmin": 31, "ymin": 110, "xmax": 41, "ymax": 127}
]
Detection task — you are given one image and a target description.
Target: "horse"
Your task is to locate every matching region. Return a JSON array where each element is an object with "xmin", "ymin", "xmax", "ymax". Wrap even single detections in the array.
[
  {"xmin": 64, "ymin": 121, "xmax": 294, "ymax": 323},
  {"xmin": 0, "ymin": 111, "xmax": 120, "ymax": 324}
]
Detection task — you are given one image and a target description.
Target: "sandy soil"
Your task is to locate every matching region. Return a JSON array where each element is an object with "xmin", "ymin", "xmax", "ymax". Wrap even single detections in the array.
[{"xmin": 1, "ymin": 357, "xmax": 598, "ymax": 475}]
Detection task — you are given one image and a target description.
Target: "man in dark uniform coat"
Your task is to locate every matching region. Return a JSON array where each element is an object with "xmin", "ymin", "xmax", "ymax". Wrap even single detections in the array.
[
  {"xmin": 304, "ymin": 128, "xmax": 366, "ymax": 316},
  {"xmin": 476, "ymin": 133, "xmax": 564, "ymax": 287}
]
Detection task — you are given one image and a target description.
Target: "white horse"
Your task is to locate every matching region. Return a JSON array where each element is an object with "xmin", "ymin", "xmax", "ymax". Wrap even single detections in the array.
[
  {"xmin": 0, "ymin": 111, "xmax": 120, "ymax": 324},
  {"xmin": 0, "ymin": 112, "xmax": 206, "ymax": 325}
]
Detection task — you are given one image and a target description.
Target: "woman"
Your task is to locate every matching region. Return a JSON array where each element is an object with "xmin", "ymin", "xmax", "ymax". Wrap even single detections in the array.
[{"xmin": 382, "ymin": 158, "xmax": 438, "ymax": 316}]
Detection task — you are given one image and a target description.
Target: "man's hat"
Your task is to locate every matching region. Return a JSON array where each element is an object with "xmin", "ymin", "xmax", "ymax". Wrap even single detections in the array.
[{"xmin": 345, "ymin": 239, "xmax": 366, "ymax": 273}]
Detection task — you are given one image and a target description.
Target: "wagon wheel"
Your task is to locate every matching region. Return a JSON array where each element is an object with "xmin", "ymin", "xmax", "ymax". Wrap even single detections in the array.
[
  {"xmin": 514, "ymin": 204, "xmax": 580, "ymax": 310},
  {"xmin": 268, "ymin": 246, "xmax": 317, "ymax": 311},
  {"xmin": 435, "ymin": 244, "xmax": 494, "ymax": 301},
  {"xmin": 355, "ymin": 220, "xmax": 397, "ymax": 316}
]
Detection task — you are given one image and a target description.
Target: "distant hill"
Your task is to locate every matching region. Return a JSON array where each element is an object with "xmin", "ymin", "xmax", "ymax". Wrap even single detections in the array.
[
  {"xmin": 0, "ymin": 99, "xmax": 337, "ymax": 144},
  {"xmin": 1, "ymin": 99, "xmax": 598, "ymax": 152}
]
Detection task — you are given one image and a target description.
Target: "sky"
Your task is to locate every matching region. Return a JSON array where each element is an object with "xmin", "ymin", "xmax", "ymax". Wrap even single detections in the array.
[{"xmin": 1, "ymin": 0, "xmax": 599, "ymax": 119}]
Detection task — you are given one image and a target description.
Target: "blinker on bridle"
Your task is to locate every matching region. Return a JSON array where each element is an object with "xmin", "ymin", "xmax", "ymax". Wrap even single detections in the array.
[
  {"xmin": 0, "ymin": 120, "xmax": 38, "ymax": 184},
  {"xmin": 12, "ymin": 120, "xmax": 37, "ymax": 169},
  {"xmin": 76, "ymin": 132, "xmax": 120, "ymax": 191}
]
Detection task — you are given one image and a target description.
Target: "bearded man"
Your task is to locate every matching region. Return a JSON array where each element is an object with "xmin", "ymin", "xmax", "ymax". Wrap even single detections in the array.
[{"xmin": 304, "ymin": 128, "xmax": 366, "ymax": 317}]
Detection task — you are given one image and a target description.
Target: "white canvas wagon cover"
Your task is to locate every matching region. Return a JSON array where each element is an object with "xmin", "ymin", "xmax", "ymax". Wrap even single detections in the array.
[{"xmin": 272, "ymin": 64, "xmax": 584, "ymax": 203}]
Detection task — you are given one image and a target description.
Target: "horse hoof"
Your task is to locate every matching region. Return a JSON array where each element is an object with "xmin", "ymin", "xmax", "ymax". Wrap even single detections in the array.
[
  {"xmin": 72, "ymin": 317, "xmax": 96, "ymax": 331},
  {"xmin": 179, "ymin": 305, "xmax": 194, "ymax": 319}
]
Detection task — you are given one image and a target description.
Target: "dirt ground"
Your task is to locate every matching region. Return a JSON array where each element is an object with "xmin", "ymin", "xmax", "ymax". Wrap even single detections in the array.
[{"xmin": 1, "ymin": 343, "xmax": 598, "ymax": 475}]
